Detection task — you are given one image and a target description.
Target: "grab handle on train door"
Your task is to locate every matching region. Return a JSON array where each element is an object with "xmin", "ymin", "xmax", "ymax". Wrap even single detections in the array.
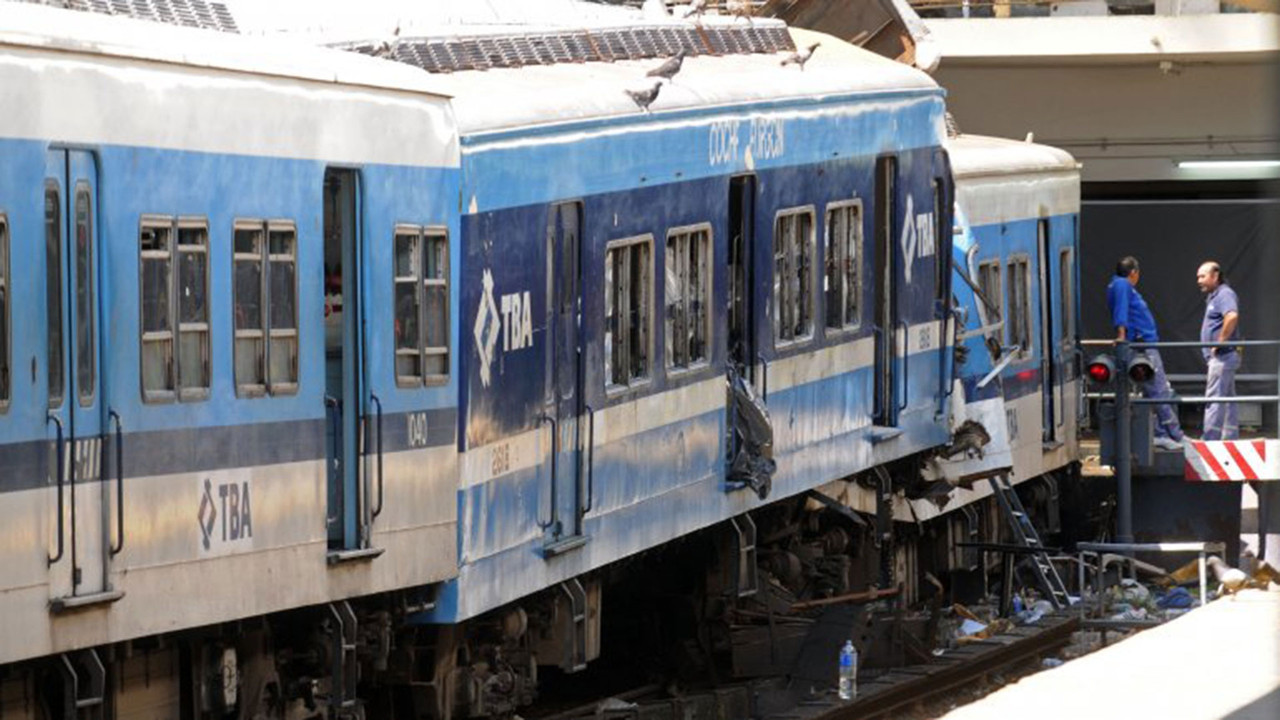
[
  {"xmin": 325, "ymin": 396, "xmax": 341, "ymax": 466},
  {"xmin": 47, "ymin": 413, "xmax": 65, "ymax": 566},
  {"xmin": 899, "ymin": 321, "xmax": 910, "ymax": 411},
  {"xmin": 108, "ymin": 409, "xmax": 124, "ymax": 556},
  {"xmin": 758, "ymin": 354, "xmax": 770, "ymax": 403},
  {"xmin": 1073, "ymin": 345, "xmax": 1087, "ymax": 422},
  {"xmin": 871, "ymin": 326, "xmax": 885, "ymax": 420},
  {"xmin": 538, "ymin": 413, "xmax": 558, "ymax": 530},
  {"xmin": 583, "ymin": 405, "xmax": 595, "ymax": 514},
  {"xmin": 369, "ymin": 394, "xmax": 384, "ymax": 520}
]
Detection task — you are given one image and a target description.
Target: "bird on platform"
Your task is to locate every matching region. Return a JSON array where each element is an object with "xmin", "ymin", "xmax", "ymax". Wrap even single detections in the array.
[
  {"xmin": 682, "ymin": 0, "xmax": 707, "ymax": 21},
  {"xmin": 646, "ymin": 51, "xmax": 686, "ymax": 83},
  {"xmin": 625, "ymin": 81, "xmax": 664, "ymax": 113},
  {"xmin": 781, "ymin": 42, "xmax": 821, "ymax": 70},
  {"xmin": 1207, "ymin": 556, "xmax": 1249, "ymax": 599},
  {"xmin": 372, "ymin": 22, "xmax": 402, "ymax": 59}
]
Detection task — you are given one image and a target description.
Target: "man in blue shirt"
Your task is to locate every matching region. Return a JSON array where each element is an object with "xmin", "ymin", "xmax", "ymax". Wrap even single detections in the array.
[
  {"xmin": 1107, "ymin": 256, "xmax": 1184, "ymax": 449},
  {"xmin": 1197, "ymin": 261, "xmax": 1240, "ymax": 440}
]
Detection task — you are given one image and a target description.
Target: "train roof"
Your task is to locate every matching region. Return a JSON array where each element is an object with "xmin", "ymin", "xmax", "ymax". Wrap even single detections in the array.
[
  {"xmin": 404, "ymin": 27, "xmax": 942, "ymax": 136},
  {"xmin": 946, "ymin": 133, "xmax": 1079, "ymax": 179},
  {"xmin": 0, "ymin": 2, "xmax": 452, "ymax": 100}
]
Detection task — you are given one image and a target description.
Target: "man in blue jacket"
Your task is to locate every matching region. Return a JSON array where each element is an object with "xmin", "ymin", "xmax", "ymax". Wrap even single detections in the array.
[{"xmin": 1107, "ymin": 256, "xmax": 1184, "ymax": 449}]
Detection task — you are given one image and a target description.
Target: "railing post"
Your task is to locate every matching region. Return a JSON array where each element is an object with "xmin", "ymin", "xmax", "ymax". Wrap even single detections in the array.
[{"xmin": 1115, "ymin": 341, "xmax": 1133, "ymax": 545}]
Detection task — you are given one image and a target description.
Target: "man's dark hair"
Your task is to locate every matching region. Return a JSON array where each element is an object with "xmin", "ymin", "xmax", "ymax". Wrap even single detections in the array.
[
  {"xmin": 1205, "ymin": 261, "xmax": 1225, "ymax": 284},
  {"xmin": 1115, "ymin": 256, "xmax": 1140, "ymax": 277}
]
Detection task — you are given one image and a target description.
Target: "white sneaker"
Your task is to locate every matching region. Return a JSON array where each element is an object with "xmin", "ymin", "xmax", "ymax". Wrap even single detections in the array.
[{"xmin": 1154, "ymin": 437, "xmax": 1182, "ymax": 451}]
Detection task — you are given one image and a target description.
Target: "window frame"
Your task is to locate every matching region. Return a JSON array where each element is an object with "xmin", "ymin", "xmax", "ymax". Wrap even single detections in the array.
[
  {"xmin": 232, "ymin": 218, "xmax": 299, "ymax": 398},
  {"xmin": 1005, "ymin": 254, "xmax": 1032, "ymax": 356},
  {"xmin": 138, "ymin": 216, "xmax": 212, "ymax": 404},
  {"xmin": 393, "ymin": 223, "xmax": 451, "ymax": 388},
  {"xmin": 976, "ymin": 258, "xmax": 1003, "ymax": 326},
  {"xmin": 823, "ymin": 199, "xmax": 863, "ymax": 334},
  {"xmin": 772, "ymin": 205, "xmax": 817, "ymax": 347},
  {"xmin": 664, "ymin": 222, "xmax": 713, "ymax": 374},
  {"xmin": 265, "ymin": 220, "xmax": 299, "ymax": 396},
  {"xmin": 1059, "ymin": 247, "xmax": 1075, "ymax": 348},
  {"xmin": 0, "ymin": 214, "xmax": 9, "ymax": 412},
  {"xmin": 604, "ymin": 234, "xmax": 654, "ymax": 393},
  {"xmin": 73, "ymin": 183, "xmax": 95, "ymax": 407},
  {"xmin": 44, "ymin": 183, "xmax": 64, "ymax": 409}
]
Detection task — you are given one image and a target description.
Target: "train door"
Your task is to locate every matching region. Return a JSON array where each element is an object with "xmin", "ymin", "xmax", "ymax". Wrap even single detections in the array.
[
  {"xmin": 1036, "ymin": 219, "xmax": 1057, "ymax": 444},
  {"xmin": 873, "ymin": 157, "xmax": 899, "ymax": 426},
  {"xmin": 45, "ymin": 149, "xmax": 111, "ymax": 600},
  {"xmin": 728, "ymin": 175, "xmax": 757, "ymax": 377},
  {"xmin": 324, "ymin": 168, "xmax": 374, "ymax": 556},
  {"xmin": 545, "ymin": 201, "xmax": 586, "ymax": 553}
]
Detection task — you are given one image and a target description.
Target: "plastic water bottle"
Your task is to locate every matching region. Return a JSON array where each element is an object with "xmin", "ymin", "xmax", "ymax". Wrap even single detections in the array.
[{"xmin": 838, "ymin": 640, "xmax": 857, "ymax": 700}]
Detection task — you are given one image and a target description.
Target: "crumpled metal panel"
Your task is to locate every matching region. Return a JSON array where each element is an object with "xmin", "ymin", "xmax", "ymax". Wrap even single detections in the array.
[
  {"xmin": 759, "ymin": 0, "xmax": 929, "ymax": 67},
  {"xmin": 16, "ymin": 0, "xmax": 239, "ymax": 33}
]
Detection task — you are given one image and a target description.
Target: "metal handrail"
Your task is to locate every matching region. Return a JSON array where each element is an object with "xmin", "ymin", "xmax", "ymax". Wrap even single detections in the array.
[
  {"xmin": 538, "ymin": 413, "xmax": 558, "ymax": 531},
  {"xmin": 47, "ymin": 413, "xmax": 65, "ymax": 566},
  {"xmin": 108, "ymin": 410, "xmax": 124, "ymax": 556},
  {"xmin": 898, "ymin": 320, "xmax": 910, "ymax": 411},
  {"xmin": 583, "ymin": 404, "xmax": 595, "ymax": 515},
  {"xmin": 368, "ymin": 394, "xmax": 384, "ymax": 520}
]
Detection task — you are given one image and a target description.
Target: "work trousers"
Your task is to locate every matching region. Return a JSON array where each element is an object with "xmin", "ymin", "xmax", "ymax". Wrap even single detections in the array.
[
  {"xmin": 1203, "ymin": 351, "xmax": 1240, "ymax": 440},
  {"xmin": 1141, "ymin": 349, "xmax": 1183, "ymax": 441}
]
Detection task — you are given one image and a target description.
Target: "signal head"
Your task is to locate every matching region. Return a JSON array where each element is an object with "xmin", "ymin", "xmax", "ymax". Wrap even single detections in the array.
[
  {"xmin": 1127, "ymin": 354, "xmax": 1156, "ymax": 384},
  {"xmin": 1086, "ymin": 355, "xmax": 1115, "ymax": 385}
]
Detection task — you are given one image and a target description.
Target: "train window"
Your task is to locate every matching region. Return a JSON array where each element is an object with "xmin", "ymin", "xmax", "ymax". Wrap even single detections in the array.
[
  {"xmin": 1059, "ymin": 248, "xmax": 1075, "ymax": 345},
  {"xmin": 665, "ymin": 224, "xmax": 710, "ymax": 370},
  {"xmin": 233, "ymin": 220, "xmax": 298, "ymax": 397},
  {"xmin": 605, "ymin": 236, "xmax": 652, "ymax": 388},
  {"xmin": 233, "ymin": 223, "xmax": 266, "ymax": 395},
  {"xmin": 178, "ymin": 223, "xmax": 210, "ymax": 396},
  {"xmin": 976, "ymin": 260, "xmax": 1002, "ymax": 324},
  {"xmin": 74, "ymin": 185, "xmax": 95, "ymax": 405},
  {"xmin": 1006, "ymin": 256, "xmax": 1031, "ymax": 354},
  {"xmin": 824, "ymin": 201, "xmax": 861, "ymax": 331},
  {"xmin": 774, "ymin": 208, "xmax": 814, "ymax": 344},
  {"xmin": 140, "ymin": 219, "xmax": 175, "ymax": 400},
  {"xmin": 394, "ymin": 226, "xmax": 450, "ymax": 386},
  {"xmin": 140, "ymin": 219, "xmax": 211, "ymax": 403},
  {"xmin": 0, "ymin": 215, "xmax": 9, "ymax": 410},
  {"xmin": 267, "ymin": 223, "xmax": 299, "ymax": 394},
  {"xmin": 45, "ymin": 186, "xmax": 64, "ymax": 407}
]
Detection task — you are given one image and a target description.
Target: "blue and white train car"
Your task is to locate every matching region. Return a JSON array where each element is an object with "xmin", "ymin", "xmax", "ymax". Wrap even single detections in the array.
[
  {"xmin": 927, "ymin": 133, "xmax": 1082, "ymax": 517},
  {"xmin": 0, "ymin": 4, "xmax": 460, "ymax": 716},
  {"xmin": 401, "ymin": 21, "xmax": 955, "ymax": 650}
]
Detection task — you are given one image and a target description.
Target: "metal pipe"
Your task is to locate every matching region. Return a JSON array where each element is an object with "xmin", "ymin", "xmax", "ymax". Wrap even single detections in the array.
[
  {"xmin": 1115, "ymin": 341, "xmax": 1132, "ymax": 545},
  {"xmin": 1130, "ymin": 395, "xmax": 1280, "ymax": 405}
]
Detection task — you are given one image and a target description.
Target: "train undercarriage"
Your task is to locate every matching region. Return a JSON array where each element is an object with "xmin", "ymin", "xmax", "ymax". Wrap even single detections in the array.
[{"xmin": 0, "ymin": 457, "xmax": 1090, "ymax": 720}]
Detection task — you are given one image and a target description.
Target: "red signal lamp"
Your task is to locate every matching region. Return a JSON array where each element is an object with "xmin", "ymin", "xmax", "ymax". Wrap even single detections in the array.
[{"xmin": 1086, "ymin": 355, "xmax": 1115, "ymax": 384}]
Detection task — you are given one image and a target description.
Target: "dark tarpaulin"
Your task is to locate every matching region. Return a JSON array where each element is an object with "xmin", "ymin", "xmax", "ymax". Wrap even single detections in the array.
[{"xmin": 1080, "ymin": 199, "xmax": 1280, "ymax": 431}]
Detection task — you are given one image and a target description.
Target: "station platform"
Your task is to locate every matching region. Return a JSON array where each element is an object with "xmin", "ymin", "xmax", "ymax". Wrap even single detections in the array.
[{"xmin": 940, "ymin": 589, "xmax": 1280, "ymax": 720}]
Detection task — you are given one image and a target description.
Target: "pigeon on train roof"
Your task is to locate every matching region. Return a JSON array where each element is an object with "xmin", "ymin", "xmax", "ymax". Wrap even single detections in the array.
[
  {"xmin": 624, "ymin": 81, "xmax": 663, "ymax": 113},
  {"xmin": 646, "ymin": 51, "xmax": 685, "ymax": 82}
]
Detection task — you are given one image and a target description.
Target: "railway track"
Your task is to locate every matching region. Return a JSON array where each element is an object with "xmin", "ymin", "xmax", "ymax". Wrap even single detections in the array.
[{"xmin": 530, "ymin": 613, "xmax": 1081, "ymax": 720}]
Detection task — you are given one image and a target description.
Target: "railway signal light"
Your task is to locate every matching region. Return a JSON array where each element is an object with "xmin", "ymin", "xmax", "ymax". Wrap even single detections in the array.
[
  {"xmin": 1086, "ymin": 355, "xmax": 1115, "ymax": 385},
  {"xmin": 1126, "ymin": 354, "xmax": 1156, "ymax": 384}
]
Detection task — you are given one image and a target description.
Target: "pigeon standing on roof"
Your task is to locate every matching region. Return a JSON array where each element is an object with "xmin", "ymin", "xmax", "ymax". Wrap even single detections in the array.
[
  {"xmin": 727, "ymin": 0, "xmax": 755, "ymax": 24},
  {"xmin": 646, "ymin": 51, "xmax": 685, "ymax": 83},
  {"xmin": 1207, "ymin": 556, "xmax": 1249, "ymax": 599},
  {"xmin": 781, "ymin": 42, "xmax": 821, "ymax": 70},
  {"xmin": 625, "ymin": 81, "xmax": 664, "ymax": 113},
  {"xmin": 372, "ymin": 22, "xmax": 402, "ymax": 59},
  {"xmin": 683, "ymin": 0, "xmax": 707, "ymax": 21}
]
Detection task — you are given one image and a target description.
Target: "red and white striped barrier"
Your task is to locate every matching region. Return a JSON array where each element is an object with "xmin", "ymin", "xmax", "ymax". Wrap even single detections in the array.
[{"xmin": 1184, "ymin": 439, "xmax": 1280, "ymax": 481}]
